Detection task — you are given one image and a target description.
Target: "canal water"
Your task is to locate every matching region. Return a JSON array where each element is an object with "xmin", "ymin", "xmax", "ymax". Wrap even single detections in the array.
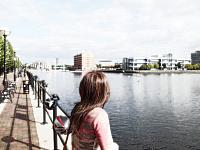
[{"xmin": 32, "ymin": 70, "xmax": 200, "ymax": 150}]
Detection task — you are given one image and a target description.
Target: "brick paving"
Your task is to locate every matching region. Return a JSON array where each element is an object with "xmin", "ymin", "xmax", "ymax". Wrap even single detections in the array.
[{"xmin": 0, "ymin": 78, "xmax": 42, "ymax": 150}]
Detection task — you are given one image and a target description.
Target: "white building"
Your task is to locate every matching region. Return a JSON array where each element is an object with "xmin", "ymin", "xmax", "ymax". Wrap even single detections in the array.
[
  {"xmin": 30, "ymin": 61, "xmax": 51, "ymax": 70},
  {"xmin": 123, "ymin": 54, "xmax": 191, "ymax": 70}
]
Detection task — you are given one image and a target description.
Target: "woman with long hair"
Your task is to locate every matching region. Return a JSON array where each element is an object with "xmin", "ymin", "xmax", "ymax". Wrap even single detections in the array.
[{"xmin": 67, "ymin": 71, "xmax": 118, "ymax": 150}]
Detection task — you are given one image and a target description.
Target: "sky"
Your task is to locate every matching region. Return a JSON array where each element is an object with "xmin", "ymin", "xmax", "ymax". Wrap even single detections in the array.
[{"xmin": 1, "ymin": 0, "xmax": 200, "ymax": 64}]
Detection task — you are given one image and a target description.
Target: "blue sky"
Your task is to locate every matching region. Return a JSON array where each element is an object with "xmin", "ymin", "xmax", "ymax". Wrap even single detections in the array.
[{"xmin": 1, "ymin": 0, "xmax": 200, "ymax": 64}]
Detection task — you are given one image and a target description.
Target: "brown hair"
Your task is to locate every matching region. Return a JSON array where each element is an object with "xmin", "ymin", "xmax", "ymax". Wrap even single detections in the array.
[{"xmin": 70, "ymin": 71, "xmax": 110, "ymax": 133}]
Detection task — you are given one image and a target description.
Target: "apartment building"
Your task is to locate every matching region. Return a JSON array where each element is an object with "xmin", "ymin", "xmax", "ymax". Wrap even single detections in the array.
[{"xmin": 74, "ymin": 52, "xmax": 96, "ymax": 71}]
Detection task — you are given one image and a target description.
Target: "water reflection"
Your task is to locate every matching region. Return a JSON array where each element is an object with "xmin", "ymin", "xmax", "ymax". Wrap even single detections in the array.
[{"xmin": 32, "ymin": 70, "xmax": 200, "ymax": 150}]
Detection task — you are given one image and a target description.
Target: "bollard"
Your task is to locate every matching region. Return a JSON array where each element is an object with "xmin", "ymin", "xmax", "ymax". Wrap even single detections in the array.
[
  {"xmin": 42, "ymin": 80, "xmax": 47, "ymax": 124},
  {"xmin": 52, "ymin": 94, "xmax": 60, "ymax": 150},
  {"xmin": 37, "ymin": 81, "xmax": 40, "ymax": 107}
]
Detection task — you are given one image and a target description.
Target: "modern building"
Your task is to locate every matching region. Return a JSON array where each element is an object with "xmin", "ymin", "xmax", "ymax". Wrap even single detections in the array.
[
  {"xmin": 29, "ymin": 61, "xmax": 51, "ymax": 70},
  {"xmin": 123, "ymin": 54, "xmax": 191, "ymax": 70},
  {"xmin": 122, "ymin": 58, "xmax": 133, "ymax": 70},
  {"xmin": 74, "ymin": 52, "xmax": 96, "ymax": 71},
  {"xmin": 191, "ymin": 51, "xmax": 200, "ymax": 64}
]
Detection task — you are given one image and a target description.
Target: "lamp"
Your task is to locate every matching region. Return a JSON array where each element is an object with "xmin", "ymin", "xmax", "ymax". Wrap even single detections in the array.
[
  {"xmin": 0, "ymin": 28, "xmax": 11, "ymax": 86},
  {"xmin": 14, "ymin": 51, "xmax": 16, "ymax": 81}
]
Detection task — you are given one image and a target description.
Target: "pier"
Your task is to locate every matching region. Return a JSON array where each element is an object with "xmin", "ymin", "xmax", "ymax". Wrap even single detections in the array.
[
  {"xmin": 0, "ymin": 71, "xmax": 69, "ymax": 150},
  {"xmin": 0, "ymin": 76, "xmax": 41, "ymax": 149}
]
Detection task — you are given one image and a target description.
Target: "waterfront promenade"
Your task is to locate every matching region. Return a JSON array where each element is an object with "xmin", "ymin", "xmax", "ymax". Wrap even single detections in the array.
[{"xmin": 0, "ymin": 76, "xmax": 41, "ymax": 150}]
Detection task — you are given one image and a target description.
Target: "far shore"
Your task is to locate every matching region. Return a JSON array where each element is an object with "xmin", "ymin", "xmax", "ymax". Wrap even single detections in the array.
[
  {"xmin": 100, "ymin": 69, "xmax": 200, "ymax": 74},
  {"xmin": 32, "ymin": 69, "xmax": 200, "ymax": 74},
  {"xmin": 136, "ymin": 70, "xmax": 200, "ymax": 74}
]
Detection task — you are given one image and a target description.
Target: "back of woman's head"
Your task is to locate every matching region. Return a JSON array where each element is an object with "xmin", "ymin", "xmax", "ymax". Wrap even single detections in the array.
[
  {"xmin": 79, "ymin": 71, "xmax": 110, "ymax": 107},
  {"xmin": 70, "ymin": 71, "xmax": 110, "ymax": 132}
]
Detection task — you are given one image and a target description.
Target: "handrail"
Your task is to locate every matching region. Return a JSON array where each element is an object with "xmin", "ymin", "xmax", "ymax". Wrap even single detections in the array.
[
  {"xmin": 37, "ymin": 83, "xmax": 52, "ymax": 98},
  {"xmin": 26, "ymin": 71, "xmax": 70, "ymax": 150},
  {"xmin": 57, "ymin": 103, "xmax": 70, "ymax": 118}
]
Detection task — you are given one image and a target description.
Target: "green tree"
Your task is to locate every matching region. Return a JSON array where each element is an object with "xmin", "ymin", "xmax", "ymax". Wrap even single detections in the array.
[
  {"xmin": 148, "ymin": 64, "xmax": 153, "ymax": 69},
  {"xmin": 193, "ymin": 64, "xmax": 197, "ymax": 70},
  {"xmin": 0, "ymin": 36, "xmax": 22, "ymax": 74},
  {"xmin": 192, "ymin": 64, "xmax": 200, "ymax": 70},
  {"xmin": 96, "ymin": 64, "xmax": 102, "ymax": 68},
  {"xmin": 185, "ymin": 64, "xmax": 193, "ymax": 70},
  {"xmin": 139, "ymin": 64, "xmax": 146, "ymax": 70},
  {"xmin": 197, "ymin": 64, "xmax": 200, "ymax": 70},
  {"xmin": 15, "ymin": 57, "xmax": 22, "ymax": 69},
  {"xmin": 153, "ymin": 63, "xmax": 159, "ymax": 69},
  {"xmin": 0, "ymin": 37, "xmax": 4, "ymax": 70},
  {"xmin": 139, "ymin": 64, "xmax": 152, "ymax": 70},
  {"xmin": 6, "ymin": 41, "xmax": 14, "ymax": 70}
]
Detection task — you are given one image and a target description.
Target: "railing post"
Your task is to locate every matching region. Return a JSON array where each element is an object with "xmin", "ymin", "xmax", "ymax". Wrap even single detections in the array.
[
  {"xmin": 39, "ymin": 83, "xmax": 42, "ymax": 101},
  {"xmin": 31, "ymin": 73, "xmax": 34, "ymax": 91},
  {"xmin": 34, "ymin": 76, "xmax": 38, "ymax": 99},
  {"xmin": 52, "ymin": 94, "xmax": 59, "ymax": 150},
  {"xmin": 42, "ymin": 80, "xmax": 47, "ymax": 124},
  {"xmin": 32, "ymin": 75, "xmax": 35, "ymax": 94},
  {"xmin": 37, "ymin": 81, "xmax": 40, "ymax": 107},
  {"xmin": 28, "ymin": 72, "xmax": 33, "ymax": 90},
  {"xmin": 53, "ymin": 102, "xmax": 58, "ymax": 150}
]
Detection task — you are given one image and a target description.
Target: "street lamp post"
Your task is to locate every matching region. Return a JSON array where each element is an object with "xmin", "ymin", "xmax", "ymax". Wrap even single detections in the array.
[
  {"xmin": 14, "ymin": 51, "xmax": 16, "ymax": 81},
  {"xmin": 0, "ymin": 29, "xmax": 10, "ymax": 86}
]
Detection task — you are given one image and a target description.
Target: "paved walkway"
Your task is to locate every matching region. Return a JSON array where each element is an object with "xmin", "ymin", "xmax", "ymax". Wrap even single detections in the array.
[{"xmin": 0, "ymin": 78, "xmax": 42, "ymax": 150}]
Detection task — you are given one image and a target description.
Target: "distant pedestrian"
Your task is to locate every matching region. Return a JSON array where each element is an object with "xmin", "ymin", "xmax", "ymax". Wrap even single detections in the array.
[
  {"xmin": 64, "ymin": 71, "xmax": 118, "ymax": 150},
  {"xmin": 18, "ymin": 70, "xmax": 22, "ymax": 77},
  {"xmin": 24, "ymin": 68, "xmax": 26, "ymax": 77}
]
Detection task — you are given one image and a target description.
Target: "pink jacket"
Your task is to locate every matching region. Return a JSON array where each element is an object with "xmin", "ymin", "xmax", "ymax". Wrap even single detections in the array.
[{"xmin": 71, "ymin": 107, "xmax": 117, "ymax": 150}]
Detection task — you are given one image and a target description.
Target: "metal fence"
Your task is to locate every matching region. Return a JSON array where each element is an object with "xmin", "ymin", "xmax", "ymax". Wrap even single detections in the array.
[{"xmin": 27, "ymin": 71, "xmax": 70, "ymax": 150}]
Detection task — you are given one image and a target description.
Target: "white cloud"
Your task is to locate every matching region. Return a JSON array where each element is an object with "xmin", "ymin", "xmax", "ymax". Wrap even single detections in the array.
[{"xmin": 1, "ymin": 0, "xmax": 200, "ymax": 63}]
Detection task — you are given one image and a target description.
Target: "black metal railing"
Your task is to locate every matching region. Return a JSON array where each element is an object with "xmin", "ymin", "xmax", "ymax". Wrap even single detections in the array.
[{"xmin": 27, "ymin": 71, "xmax": 70, "ymax": 150}]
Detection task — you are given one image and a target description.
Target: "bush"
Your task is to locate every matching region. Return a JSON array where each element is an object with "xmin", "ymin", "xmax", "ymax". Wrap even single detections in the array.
[
  {"xmin": 139, "ymin": 64, "xmax": 152, "ymax": 70},
  {"xmin": 153, "ymin": 63, "xmax": 159, "ymax": 69},
  {"xmin": 185, "ymin": 64, "xmax": 200, "ymax": 70}
]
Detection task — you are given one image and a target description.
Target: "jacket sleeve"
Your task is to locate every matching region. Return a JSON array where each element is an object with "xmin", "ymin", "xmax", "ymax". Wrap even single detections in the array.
[{"xmin": 93, "ymin": 109, "xmax": 115, "ymax": 150}]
